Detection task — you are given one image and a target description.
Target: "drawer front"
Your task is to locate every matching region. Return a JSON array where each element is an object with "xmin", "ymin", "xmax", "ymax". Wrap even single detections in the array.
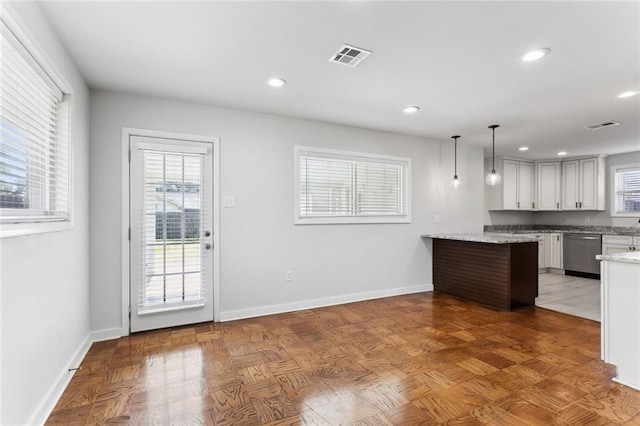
[
  {"xmin": 634, "ymin": 237, "xmax": 640, "ymax": 246},
  {"xmin": 602, "ymin": 235, "xmax": 632, "ymax": 245}
]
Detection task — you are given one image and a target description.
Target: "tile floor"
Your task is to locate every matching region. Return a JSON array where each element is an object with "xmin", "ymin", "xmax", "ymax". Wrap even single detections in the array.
[{"xmin": 536, "ymin": 272, "xmax": 601, "ymax": 322}]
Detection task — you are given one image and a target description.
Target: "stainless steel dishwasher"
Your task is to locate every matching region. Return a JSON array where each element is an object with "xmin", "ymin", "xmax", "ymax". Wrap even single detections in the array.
[{"xmin": 563, "ymin": 233, "xmax": 602, "ymax": 279}]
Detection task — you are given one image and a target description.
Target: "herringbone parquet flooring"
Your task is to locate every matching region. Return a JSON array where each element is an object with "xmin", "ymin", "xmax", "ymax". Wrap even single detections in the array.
[{"xmin": 47, "ymin": 292, "xmax": 640, "ymax": 425}]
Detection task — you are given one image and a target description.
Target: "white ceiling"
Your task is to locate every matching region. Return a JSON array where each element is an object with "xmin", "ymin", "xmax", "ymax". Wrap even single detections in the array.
[{"xmin": 37, "ymin": 1, "xmax": 640, "ymax": 159}]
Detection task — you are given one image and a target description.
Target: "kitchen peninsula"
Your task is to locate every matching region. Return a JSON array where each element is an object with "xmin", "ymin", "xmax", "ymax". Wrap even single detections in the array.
[
  {"xmin": 423, "ymin": 234, "xmax": 538, "ymax": 311},
  {"xmin": 597, "ymin": 251, "xmax": 640, "ymax": 390}
]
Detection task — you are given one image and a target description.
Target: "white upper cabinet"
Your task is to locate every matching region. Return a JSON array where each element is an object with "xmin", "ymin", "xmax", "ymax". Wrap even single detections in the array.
[
  {"xmin": 486, "ymin": 158, "xmax": 535, "ymax": 210},
  {"xmin": 536, "ymin": 161, "xmax": 561, "ymax": 210},
  {"xmin": 561, "ymin": 156, "xmax": 605, "ymax": 210}
]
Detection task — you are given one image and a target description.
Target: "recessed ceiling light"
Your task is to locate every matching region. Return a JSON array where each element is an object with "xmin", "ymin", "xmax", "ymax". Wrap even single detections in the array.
[
  {"xmin": 267, "ymin": 77, "xmax": 286, "ymax": 87},
  {"xmin": 522, "ymin": 48, "xmax": 551, "ymax": 62},
  {"xmin": 402, "ymin": 106, "xmax": 420, "ymax": 114},
  {"xmin": 518, "ymin": 146, "xmax": 529, "ymax": 151},
  {"xmin": 557, "ymin": 151, "xmax": 567, "ymax": 156},
  {"xmin": 618, "ymin": 91, "xmax": 639, "ymax": 98}
]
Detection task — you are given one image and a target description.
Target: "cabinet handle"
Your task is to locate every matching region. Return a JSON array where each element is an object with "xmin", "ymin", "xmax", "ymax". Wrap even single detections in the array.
[
  {"xmin": 532, "ymin": 202, "xmax": 535, "ymax": 209},
  {"xmin": 557, "ymin": 202, "xmax": 559, "ymax": 209},
  {"xmin": 575, "ymin": 202, "xmax": 578, "ymax": 208},
  {"xmin": 579, "ymin": 201, "xmax": 582, "ymax": 208},
  {"xmin": 629, "ymin": 247, "xmax": 633, "ymax": 251},
  {"xmin": 517, "ymin": 202, "xmax": 520, "ymax": 208},
  {"xmin": 557, "ymin": 235, "xmax": 559, "ymax": 241}
]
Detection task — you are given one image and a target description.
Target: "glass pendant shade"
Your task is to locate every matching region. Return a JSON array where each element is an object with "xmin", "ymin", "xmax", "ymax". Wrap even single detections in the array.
[
  {"xmin": 453, "ymin": 175, "xmax": 460, "ymax": 189},
  {"xmin": 485, "ymin": 171, "xmax": 501, "ymax": 186}
]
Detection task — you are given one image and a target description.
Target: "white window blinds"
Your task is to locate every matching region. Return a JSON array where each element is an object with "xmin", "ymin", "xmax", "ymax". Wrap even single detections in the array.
[
  {"xmin": 296, "ymin": 147, "xmax": 410, "ymax": 224},
  {"xmin": 613, "ymin": 164, "xmax": 640, "ymax": 215},
  {"xmin": 0, "ymin": 21, "xmax": 69, "ymax": 224}
]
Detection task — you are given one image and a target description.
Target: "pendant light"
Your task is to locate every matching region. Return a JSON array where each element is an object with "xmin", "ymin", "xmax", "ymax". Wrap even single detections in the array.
[
  {"xmin": 485, "ymin": 124, "xmax": 501, "ymax": 186},
  {"xmin": 451, "ymin": 135, "xmax": 460, "ymax": 189}
]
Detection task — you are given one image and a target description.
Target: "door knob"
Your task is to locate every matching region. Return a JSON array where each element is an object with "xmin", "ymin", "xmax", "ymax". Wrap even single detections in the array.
[
  {"xmin": 204, "ymin": 243, "xmax": 212, "ymax": 250},
  {"xmin": 205, "ymin": 230, "xmax": 211, "ymax": 237}
]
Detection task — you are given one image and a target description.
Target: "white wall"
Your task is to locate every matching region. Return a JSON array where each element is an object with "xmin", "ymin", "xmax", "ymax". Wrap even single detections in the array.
[
  {"xmin": 90, "ymin": 90, "xmax": 484, "ymax": 331},
  {"xmin": 485, "ymin": 151, "xmax": 640, "ymax": 228},
  {"xmin": 0, "ymin": 3, "xmax": 91, "ymax": 425}
]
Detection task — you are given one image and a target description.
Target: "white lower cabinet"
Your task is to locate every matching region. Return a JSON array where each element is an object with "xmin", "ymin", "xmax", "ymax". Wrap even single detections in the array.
[
  {"xmin": 546, "ymin": 233, "xmax": 563, "ymax": 269},
  {"xmin": 600, "ymin": 257, "xmax": 640, "ymax": 390},
  {"xmin": 602, "ymin": 235, "xmax": 639, "ymax": 256}
]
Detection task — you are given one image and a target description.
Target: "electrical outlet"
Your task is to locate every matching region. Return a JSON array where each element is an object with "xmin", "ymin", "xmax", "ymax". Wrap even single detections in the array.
[
  {"xmin": 433, "ymin": 215, "xmax": 441, "ymax": 224},
  {"xmin": 286, "ymin": 271, "xmax": 294, "ymax": 282}
]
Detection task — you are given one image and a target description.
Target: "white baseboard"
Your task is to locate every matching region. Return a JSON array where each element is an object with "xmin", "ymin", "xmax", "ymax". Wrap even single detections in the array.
[
  {"xmin": 28, "ymin": 328, "xmax": 124, "ymax": 425},
  {"xmin": 220, "ymin": 284, "xmax": 433, "ymax": 322},
  {"xmin": 28, "ymin": 333, "xmax": 93, "ymax": 425},
  {"xmin": 91, "ymin": 327, "xmax": 126, "ymax": 342}
]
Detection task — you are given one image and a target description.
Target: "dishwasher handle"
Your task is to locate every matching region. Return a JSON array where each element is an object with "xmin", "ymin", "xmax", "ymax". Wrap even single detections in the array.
[{"xmin": 564, "ymin": 235, "xmax": 601, "ymax": 240}]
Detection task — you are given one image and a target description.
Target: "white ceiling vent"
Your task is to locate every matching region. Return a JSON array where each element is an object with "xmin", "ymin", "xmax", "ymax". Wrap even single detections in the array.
[
  {"xmin": 583, "ymin": 120, "xmax": 621, "ymax": 130},
  {"xmin": 329, "ymin": 44, "xmax": 372, "ymax": 67}
]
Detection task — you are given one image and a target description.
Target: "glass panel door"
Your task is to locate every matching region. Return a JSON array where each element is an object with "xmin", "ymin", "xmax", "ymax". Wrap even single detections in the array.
[{"xmin": 130, "ymin": 136, "xmax": 213, "ymax": 332}]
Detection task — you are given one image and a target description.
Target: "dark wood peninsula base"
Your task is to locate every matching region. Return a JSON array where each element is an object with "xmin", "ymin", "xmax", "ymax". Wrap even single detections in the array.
[{"xmin": 429, "ymin": 236, "xmax": 538, "ymax": 311}]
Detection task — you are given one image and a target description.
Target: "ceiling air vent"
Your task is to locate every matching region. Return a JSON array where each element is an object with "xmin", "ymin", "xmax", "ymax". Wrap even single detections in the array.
[
  {"xmin": 584, "ymin": 120, "xmax": 621, "ymax": 130},
  {"xmin": 329, "ymin": 44, "xmax": 372, "ymax": 68}
]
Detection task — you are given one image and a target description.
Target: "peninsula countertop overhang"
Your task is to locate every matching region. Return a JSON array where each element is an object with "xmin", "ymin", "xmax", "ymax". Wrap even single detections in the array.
[
  {"xmin": 597, "ymin": 251, "xmax": 640, "ymax": 265},
  {"xmin": 421, "ymin": 233, "xmax": 538, "ymax": 244}
]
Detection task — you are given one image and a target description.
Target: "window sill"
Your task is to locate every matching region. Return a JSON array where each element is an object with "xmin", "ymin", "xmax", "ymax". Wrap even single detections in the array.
[{"xmin": 0, "ymin": 221, "xmax": 72, "ymax": 238}]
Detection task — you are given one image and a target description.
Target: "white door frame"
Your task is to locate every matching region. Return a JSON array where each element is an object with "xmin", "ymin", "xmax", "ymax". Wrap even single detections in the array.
[{"xmin": 121, "ymin": 127, "xmax": 220, "ymax": 335}]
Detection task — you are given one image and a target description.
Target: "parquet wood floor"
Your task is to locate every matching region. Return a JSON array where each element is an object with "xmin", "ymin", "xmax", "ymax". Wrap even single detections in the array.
[{"xmin": 47, "ymin": 292, "xmax": 640, "ymax": 425}]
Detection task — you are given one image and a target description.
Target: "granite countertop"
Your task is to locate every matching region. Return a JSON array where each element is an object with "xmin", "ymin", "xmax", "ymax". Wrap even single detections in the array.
[
  {"xmin": 421, "ymin": 233, "xmax": 538, "ymax": 244},
  {"xmin": 485, "ymin": 225, "xmax": 640, "ymax": 236},
  {"xmin": 596, "ymin": 251, "xmax": 640, "ymax": 264}
]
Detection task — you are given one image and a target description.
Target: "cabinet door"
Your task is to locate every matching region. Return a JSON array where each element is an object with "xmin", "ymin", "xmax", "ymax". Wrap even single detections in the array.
[
  {"xmin": 562, "ymin": 160, "xmax": 579, "ymax": 210},
  {"xmin": 537, "ymin": 162, "xmax": 561, "ymax": 210},
  {"xmin": 519, "ymin": 162, "xmax": 534, "ymax": 210},
  {"xmin": 602, "ymin": 245, "xmax": 630, "ymax": 256},
  {"xmin": 538, "ymin": 238, "xmax": 546, "ymax": 269},
  {"xmin": 548, "ymin": 233, "xmax": 563, "ymax": 268},
  {"xmin": 579, "ymin": 157, "xmax": 598, "ymax": 209},
  {"xmin": 503, "ymin": 160, "xmax": 519, "ymax": 209}
]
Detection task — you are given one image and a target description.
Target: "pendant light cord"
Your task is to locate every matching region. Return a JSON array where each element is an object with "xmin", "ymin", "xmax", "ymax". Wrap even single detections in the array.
[
  {"xmin": 451, "ymin": 135, "xmax": 460, "ymax": 178},
  {"xmin": 492, "ymin": 127, "xmax": 495, "ymax": 172},
  {"xmin": 454, "ymin": 139, "xmax": 457, "ymax": 176},
  {"xmin": 488, "ymin": 124, "xmax": 499, "ymax": 173}
]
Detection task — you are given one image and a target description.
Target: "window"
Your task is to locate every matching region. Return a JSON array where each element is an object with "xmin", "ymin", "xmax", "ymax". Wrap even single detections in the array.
[
  {"xmin": 294, "ymin": 146, "xmax": 411, "ymax": 224},
  {"xmin": 611, "ymin": 163, "xmax": 640, "ymax": 217},
  {"xmin": 0, "ymin": 15, "xmax": 71, "ymax": 237}
]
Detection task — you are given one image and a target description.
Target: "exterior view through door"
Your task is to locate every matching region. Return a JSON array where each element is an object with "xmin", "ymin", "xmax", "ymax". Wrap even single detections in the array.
[{"xmin": 129, "ymin": 135, "xmax": 214, "ymax": 332}]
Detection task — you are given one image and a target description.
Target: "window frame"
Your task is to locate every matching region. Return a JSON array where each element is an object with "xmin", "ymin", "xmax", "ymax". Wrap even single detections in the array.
[
  {"xmin": 0, "ymin": 7, "xmax": 73, "ymax": 238},
  {"xmin": 294, "ymin": 145, "xmax": 411, "ymax": 225},
  {"xmin": 610, "ymin": 162, "xmax": 640, "ymax": 218}
]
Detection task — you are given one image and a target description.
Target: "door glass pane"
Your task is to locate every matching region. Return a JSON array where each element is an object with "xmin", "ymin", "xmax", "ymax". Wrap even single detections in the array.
[{"xmin": 140, "ymin": 150, "xmax": 205, "ymax": 309}]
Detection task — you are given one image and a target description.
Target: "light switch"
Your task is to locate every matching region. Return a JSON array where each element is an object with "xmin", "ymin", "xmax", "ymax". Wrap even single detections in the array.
[{"xmin": 223, "ymin": 195, "xmax": 235, "ymax": 208}]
